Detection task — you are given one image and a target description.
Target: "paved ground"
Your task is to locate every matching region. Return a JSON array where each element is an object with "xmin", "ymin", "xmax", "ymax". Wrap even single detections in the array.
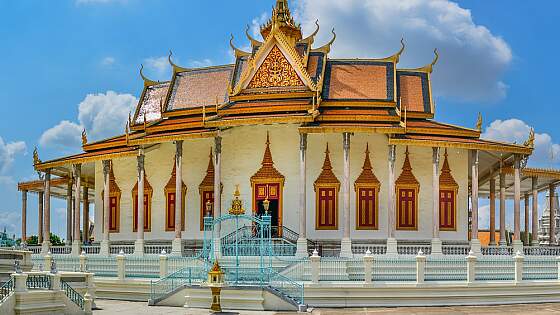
[{"xmin": 93, "ymin": 300, "xmax": 560, "ymax": 314}]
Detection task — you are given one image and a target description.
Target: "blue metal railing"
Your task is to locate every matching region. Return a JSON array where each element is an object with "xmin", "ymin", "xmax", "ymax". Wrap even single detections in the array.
[
  {"xmin": 61, "ymin": 279, "xmax": 84, "ymax": 310},
  {"xmin": 26, "ymin": 275, "xmax": 51, "ymax": 289},
  {"xmin": 0, "ymin": 278, "xmax": 14, "ymax": 303},
  {"xmin": 149, "ymin": 263, "xmax": 208, "ymax": 302}
]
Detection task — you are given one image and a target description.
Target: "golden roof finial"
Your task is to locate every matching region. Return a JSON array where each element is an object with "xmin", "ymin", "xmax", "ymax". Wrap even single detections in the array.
[
  {"xmin": 316, "ymin": 28, "xmax": 337, "ymax": 53},
  {"xmin": 229, "ymin": 34, "xmax": 250, "ymax": 58},
  {"xmin": 139, "ymin": 64, "xmax": 159, "ymax": 87},
  {"xmin": 395, "ymin": 38, "xmax": 406, "ymax": 63},
  {"xmin": 245, "ymin": 25, "xmax": 263, "ymax": 46},
  {"xmin": 524, "ymin": 128, "xmax": 535, "ymax": 148},
  {"xmin": 33, "ymin": 147, "xmax": 41, "ymax": 165},
  {"xmin": 81, "ymin": 129, "xmax": 88, "ymax": 147},
  {"xmin": 301, "ymin": 19, "xmax": 320, "ymax": 43},
  {"xmin": 476, "ymin": 113, "xmax": 482, "ymax": 132},
  {"xmin": 260, "ymin": 0, "xmax": 302, "ymax": 43}
]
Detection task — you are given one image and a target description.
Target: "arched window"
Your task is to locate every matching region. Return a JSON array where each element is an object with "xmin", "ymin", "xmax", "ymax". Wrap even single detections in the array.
[
  {"xmin": 439, "ymin": 149, "xmax": 458, "ymax": 230},
  {"xmin": 315, "ymin": 144, "xmax": 340, "ymax": 230},
  {"xmin": 354, "ymin": 144, "xmax": 380, "ymax": 230},
  {"xmin": 164, "ymin": 160, "xmax": 186, "ymax": 232},
  {"xmin": 132, "ymin": 173, "xmax": 153, "ymax": 232},
  {"xmin": 395, "ymin": 147, "xmax": 419, "ymax": 230}
]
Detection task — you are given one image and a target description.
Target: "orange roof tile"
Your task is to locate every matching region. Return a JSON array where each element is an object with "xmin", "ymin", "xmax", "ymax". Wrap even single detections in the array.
[
  {"xmin": 135, "ymin": 82, "xmax": 170, "ymax": 124},
  {"xmin": 323, "ymin": 61, "xmax": 392, "ymax": 101},
  {"xmin": 167, "ymin": 66, "xmax": 233, "ymax": 111}
]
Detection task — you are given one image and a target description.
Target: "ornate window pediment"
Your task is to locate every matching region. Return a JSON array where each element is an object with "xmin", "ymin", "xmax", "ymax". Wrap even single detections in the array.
[
  {"xmin": 102, "ymin": 164, "xmax": 121, "ymax": 233},
  {"xmin": 132, "ymin": 173, "xmax": 153, "ymax": 232},
  {"xmin": 165, "ymin": 159, "xmax": 186, "ymax": 232}
]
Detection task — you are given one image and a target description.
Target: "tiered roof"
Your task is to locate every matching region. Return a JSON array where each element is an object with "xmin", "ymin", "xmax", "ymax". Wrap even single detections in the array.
[{"xmin": 33, "ymin": 0, "xmax": 534, "ymax": 172}]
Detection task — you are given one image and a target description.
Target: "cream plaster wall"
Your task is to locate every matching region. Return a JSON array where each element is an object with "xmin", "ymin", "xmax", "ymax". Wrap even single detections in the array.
[{"xmin": 93, "ymin": 124, "xmax": 468, "ymax": 243}]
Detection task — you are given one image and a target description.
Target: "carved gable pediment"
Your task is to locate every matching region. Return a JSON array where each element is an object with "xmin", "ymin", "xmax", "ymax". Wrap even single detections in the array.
[{"xmin": 247, "ymin": 45, "xmax": 304, "ymax": 89}]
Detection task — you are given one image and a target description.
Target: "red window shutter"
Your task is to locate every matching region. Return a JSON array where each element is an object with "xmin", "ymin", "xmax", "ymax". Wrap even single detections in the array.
[
  {"xmin": 167, "ymin": 192, "xmax": 176, "ymax": 230},
  {"xmin": 357, "ymin": 188, "xmax": 376, "ymax": 229},
  {"xmin": 318, "ymin": 187, "xmax": 336, "ymax": 229},
  {"xmin": 398, "ymin": 188, "xmax": 416, "ymax": 229},
  {"xmin": 109, "ymin": 196, "xmax": 118, "ymax": 231},
  {"xmin": 439, "ymin": 190, "xmax": 455, "ymax": 229}
]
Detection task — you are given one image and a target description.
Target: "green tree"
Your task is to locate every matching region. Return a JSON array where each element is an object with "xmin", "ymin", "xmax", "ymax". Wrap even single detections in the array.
[{"xmin": 26, "ymin": 235, "xmax": 38, "ymax": 245}]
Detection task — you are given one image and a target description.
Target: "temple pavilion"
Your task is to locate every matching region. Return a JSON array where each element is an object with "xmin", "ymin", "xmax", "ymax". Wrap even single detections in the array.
[{"xmin": 17, "ymin": 0, "xmax": 560, "ymax": 257}]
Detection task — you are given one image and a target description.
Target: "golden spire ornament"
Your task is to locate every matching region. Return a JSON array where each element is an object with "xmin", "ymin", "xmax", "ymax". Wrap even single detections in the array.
[{"xmin": 228, "ymin": 185, "xmax": 245, "ymax": 215}]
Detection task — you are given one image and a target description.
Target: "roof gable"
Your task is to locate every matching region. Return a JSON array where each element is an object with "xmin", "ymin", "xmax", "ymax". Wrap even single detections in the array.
[{"xmin": 247, "ymin": 45, "xmax": 304, "ymax": 89}]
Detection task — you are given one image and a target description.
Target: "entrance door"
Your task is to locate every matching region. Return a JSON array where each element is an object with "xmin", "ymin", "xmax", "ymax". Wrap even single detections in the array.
[{"xmin": 253, "ymin": 183, "xmax": 282, "ymax": 237}]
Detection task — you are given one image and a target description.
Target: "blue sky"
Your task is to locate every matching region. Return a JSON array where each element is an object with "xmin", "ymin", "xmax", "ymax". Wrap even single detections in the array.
[{"xmin": 0, "ymin": 0, "xmax": 559, "ymax": 238}]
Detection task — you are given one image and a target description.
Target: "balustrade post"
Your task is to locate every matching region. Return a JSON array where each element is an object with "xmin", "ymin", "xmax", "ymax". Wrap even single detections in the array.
[
  {"xmin": 416, "ymin": 250, "xmax": 426, "ymax": 284},
  {"xmin": 79, "ymin": 251, "xmax": 87, "ymax": 272},
  {"xmin": 50, "ymin": 273, "xmax": 61, "ymax": 291},
  {"xmin": 466, "ymin": 250, "xmax": 477, "ymax": 285},
  {"xmin": 44, "ymin": 252, "xmax": 52, "ymax": 272},
  {"xmin": 85, "ymin": 273, "xmax": 96, "ymax": 305},
  {"xmin": 514, "ymin": 251, "xmax": 524, "ymax": 284},
  {"xmin": 310, "ymin": 249, "xmax": 320, "ymax": 284},
  {"xmin": 117, "ymin": 253, "xmax": 125, "ymax": 280},
  {"xmin": 84, "ymin": 292, "xmax": 93, "ymax": 315},
  {"xmin": 363, "ymin": 249, "xmax": 373, "ymax": 284},
  {"xmin": 159, "ymin": 251, "xmax": 168, "ymax": 278},
  {"xmin": 13, "ymin": 273, "xmax": 28, "ymax": 292}
]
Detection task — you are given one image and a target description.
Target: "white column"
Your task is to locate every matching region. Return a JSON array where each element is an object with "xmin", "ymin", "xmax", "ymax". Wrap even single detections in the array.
[
  {"xmin": 38, "ymin": 191, "xmax": 44, "ymax": 244},
  {"xmin": 386, "ymin": 145, "xmax": 397, "ymax": 255},
  {"xmin": 512, "ymin": 155, "xmax": 523, "ymax": 252},
  {"xmin": 83, "ymin": 186, "xmax": 89, "ymax": 243},
  {"xmin": 550, "ymin": 184, "xmax": 556, "ymax": 245},
  {"xmin": 489, "ymin": 177, "xmax": 496, "ymax": 245},
  {"xmin": 66, "ymin": 179, "xmax": 73, "ymax": 245},
  {"xmin": 532, "ymin": 177, "xmax": 539, "ymax": 246},
  {"xmin": 172, "ymin": 140, "xmax": 183, "ymax": 256},
  {"xmin": 340, "ymin": 133, "xmax": 352, "ymax": 258},
  {"xmin": 135, "ymin": 153, "xmax": 145, "ymax": 256},
  {"xmin": 72, "ymin": 164, "xmax": 82, "ymax": 256},
  {"xmin": 41, "ymin": 170, "xmax": 51, "ymax": 255},
  {"xmin": 296, "ymin": 133, "xmax": 308, "ymax": 258},
  {"xmin": 100, "ymin": 160, "xmax": 111, "ymax": 256},
  {"xmin": 524, "ymin": 194, "xmax": 530, "ymax": 245},
  {"xmin": 21, "ymin": 190, "xmax": 27, "ymax": 243},
  {"xmin": 470, "ymin": 150, "xmax": 481, "ymax": 255},
  {"xmin": 431, "ymin": 147, "xmax": 442, "ymax": 254},
  {"xmin": 213, "ymin": 136, "xmax": 222, "ymax": 258},
  {"xmin": 499, "ymin": 169, "xmax": 507, "ymax": 246}
]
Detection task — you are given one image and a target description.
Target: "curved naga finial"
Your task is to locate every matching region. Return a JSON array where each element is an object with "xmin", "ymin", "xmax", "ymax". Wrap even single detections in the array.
[
  {"xmin": 392, "ymin": 38, "xmax": 406, "ymax": 63},
  {"xmin": 81, "ymin": 129, "xmax": 88, "ymax": 147},
  {"xmin": 139, "ymin": 64, "xmax": 159, "ymax": 86},
  {"xmin": 302, "ymin": 19, "xmax": 320, "ymax": 43},
  {"xmin": 33, "ymin": 147, "xmax": 41, "ymax": 165},
  {"xmin": 524, "ymin": 128, "xmax": 535, "ymax": 148},
  {"xmin": 168, "ymin": 50, "xmax": 188, "ymax": 72},
  {"xmin": 422, "ymin": 48, "xmax": 439, "ymax": 74},
  {"xmin": 245, "ymin": 25, "xmax": 263, "ymax": 46},
  {"xmin": 476, "ymin": 112, "xmax": 483, "ymax": 132},
  {"xmin": 316, "ymin": 28, "xmax": 337, "ymax": 53},
  {"xmin": 230, "ymin": 34, "xmax": 250, "ymax": 58}
]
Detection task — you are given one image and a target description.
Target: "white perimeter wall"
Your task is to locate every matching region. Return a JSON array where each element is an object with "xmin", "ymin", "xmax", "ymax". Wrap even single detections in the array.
[{"xmin": 94, "ymin": 124, "xmax": 468, "ymax": 242}]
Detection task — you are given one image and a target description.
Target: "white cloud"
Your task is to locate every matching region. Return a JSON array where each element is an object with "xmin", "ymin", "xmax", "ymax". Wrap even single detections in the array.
[
  {"xmin": 0, "ymin": 211, "xmax": 20, "ymax": 236},
  {"xmin": 0, "ymin": 137, "xmax": 26, "ymax": 174},
  {"xmin": 482, "ymin": 119, "xmax": 560, "ymax": 167},
  {"xmin": 189, "ymin": 59, "xmax": 214, "ymax": 68},
  {"xmin": 143, "ymin": 56, "xmax": 171, "ymax": 79},
  {"xmin": 292, "ymin": 0, "xmax": 512, "ymax": 102},
  {"xmin": 39, "ymin": 120, "xmax": 82, "ymax": 150},
  {"xmin": 40, "ymin": 91, "xmax": 137, "ymax": 151},
  {"xmin": 101, "ymin": 56, "xmax": 116, "ymax": 66}
]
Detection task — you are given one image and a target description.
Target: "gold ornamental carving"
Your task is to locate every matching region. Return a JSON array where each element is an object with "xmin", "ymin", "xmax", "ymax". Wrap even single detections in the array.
[
  {"xmin": 247, "ymin": 45, "xmax": 303, "ymax": 89},
  {"xmin": 228, "ymin": 185, "xmax": 245, "ymax": 216}
]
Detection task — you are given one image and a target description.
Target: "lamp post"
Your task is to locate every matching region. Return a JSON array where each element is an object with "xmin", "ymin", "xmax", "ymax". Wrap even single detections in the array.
[
  {"xmin": 206, "ymin": 200, "xmax": 213, "ymax": 218},
  {"xmin": 263, "ymin": 197, "xmax": 270, "ymax": 217}
]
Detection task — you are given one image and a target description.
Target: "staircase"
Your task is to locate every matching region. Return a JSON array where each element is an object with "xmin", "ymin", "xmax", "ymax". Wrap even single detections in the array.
[{"xmin": 221, "ymin": 225, "xmax": 301, "ymax": 256}]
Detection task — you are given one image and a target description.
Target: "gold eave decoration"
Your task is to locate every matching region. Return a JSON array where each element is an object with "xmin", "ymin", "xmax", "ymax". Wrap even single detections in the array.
[
  {"xmin": 251, "ymin": 132, "xmax": 286, "ymax": 184},
  {"xmin": 204, "ymin": 115, "xmax": 314, "ymax": 128},
  {"xmin": 354, "ymin": 143, "xmax": 380, "ymax": 190},
  {"xmin": 299, "ymin": 125, "xmax": 405, "ymax": 134},
  {"xmin": 127, "ymin": 130, "xmax": 218, "ymax": 146},
  {"xmin": 35, "ymin": 149, "xmax": 139, "ymax": 171},
  {"xmin": 314, "ymin": 143, "xmax": 341, "ymax": 190},
  {"xmin": 388, "ymin": 137, "xmax": 533, "ymax": 155}
]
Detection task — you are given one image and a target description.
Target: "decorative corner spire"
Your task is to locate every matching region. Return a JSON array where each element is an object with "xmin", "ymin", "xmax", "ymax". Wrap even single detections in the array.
[
  {"xmin": 476, "ymin": 113, "xmax": 482, "ymax": 132},
  {"xmin": 301, "ymin": 19, "xmax": 320, "ymax": 43},
  {"xmin": 33, "ymin": 147, "xmax": 41, "ymax": 165},
  {"xmin": 395, "ymin": 38, "xmax": 406, "ymax": 63},
  {"xmin": 168, "ymin": 50, "xmax": 188, "ymax": 73},
  {"xmin": 260, "ymin": 0, "xmax": 302, "ymax": 44},
  {"xmin": 316, "ymin": 28, "xmax": 337, "ymax": 53},
  {"xmin": 524, "ymin": 128, "xmax": 535, "ymax": 148},
  {"xmin": 81, "ymin": 129, "xmax": 88, "ymax": 147}
]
